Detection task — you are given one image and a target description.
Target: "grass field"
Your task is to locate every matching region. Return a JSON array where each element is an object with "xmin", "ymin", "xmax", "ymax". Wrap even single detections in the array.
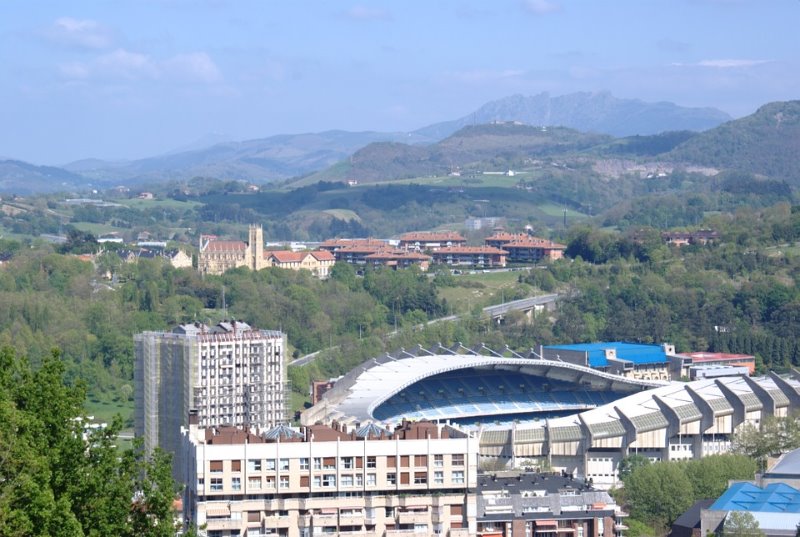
[
  {"xmin": 322, "ymin": 209, "xmax": 361, "ymax": 221},
  {"xmin": 119, "ymin": 198, "xmax": 201, "ymax": 210},
  {"xmin": 438, "ymin": 270, "xmax": 531, "ymax": 314},
  {"xmin": 85, "ymin": 398, "xmax": 134, "ymax": 429}
]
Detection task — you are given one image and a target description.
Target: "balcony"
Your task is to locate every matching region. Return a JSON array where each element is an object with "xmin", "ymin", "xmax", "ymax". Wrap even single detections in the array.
[
  {"xmin": 387, "ymin": 530, "xmax": 428, "ymax": 537},
  {"xmin": 263, "ymin": 515, "xmax": 291, "ymax": 528},
  {"xmin": 339, "ymin": 513, "xmax": 366, "ymax": 526},
  {"xmin": 204, "ymin": 518, "xmax": 243, "ymax": 531},
  {"xmin": 397, "ymin": 510, "xmax": 429, "ymax": 525},
  {"xmin": 449, "ymin": 529, "xmax": 470, "ymax": 537},
  {"xmin": 312, "ymin": 514, "xmax": 339, "ymax": 526}
]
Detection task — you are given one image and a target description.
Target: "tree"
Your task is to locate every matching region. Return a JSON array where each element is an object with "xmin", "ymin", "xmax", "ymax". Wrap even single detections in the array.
[
  {"xmin": 0, "ymin": 346, "xmax": 184, "ymax": 536},
  {"xmin": 624, "ymin": 461, "xmax": 694, "ymax": 527},
  {"xmin": 723, "ymin": 511, "xmax": 765, "ymax": 537},
  {"xmin": 618, "ymin": 454, "xmax": 650, "ymax": 481}
]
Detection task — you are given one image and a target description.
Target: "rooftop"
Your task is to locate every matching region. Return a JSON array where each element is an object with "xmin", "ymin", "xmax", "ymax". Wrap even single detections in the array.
[
  {"xmin": 544, "ymin": 341, "xmax": 670, "ymax": 367},
  {"xmin": 710, "ymin": 482, "xmax": 800, "ymax": 513}
]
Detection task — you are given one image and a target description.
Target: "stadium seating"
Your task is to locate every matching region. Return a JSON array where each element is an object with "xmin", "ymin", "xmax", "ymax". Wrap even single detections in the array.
[{"xmin": 372, "ymin": 369, "xmax": 624, "ymax": 423}]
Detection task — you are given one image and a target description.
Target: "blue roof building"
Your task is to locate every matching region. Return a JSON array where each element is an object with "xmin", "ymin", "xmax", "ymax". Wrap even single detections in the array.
[
  {"xmin": 701, "ymin": 482, "xmax": 800, "ymax": 537},
  {"xmin": 539, "ymin": 342, "xmax": 676, "ymax": 381}
]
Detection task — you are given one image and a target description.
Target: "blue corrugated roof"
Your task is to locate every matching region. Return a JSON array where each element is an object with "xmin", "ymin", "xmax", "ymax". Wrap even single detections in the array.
[
  {"xmin": 711, "ymin": 482, "xmax": 800, "ymax": 513},
  {"xmin": 544, "ymin": 342, "xmax": 668, "ymax": 367}
]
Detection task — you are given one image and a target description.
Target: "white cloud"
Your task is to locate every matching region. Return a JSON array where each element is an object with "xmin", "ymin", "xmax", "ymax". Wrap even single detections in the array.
[
  {"xmin": 96, "ymin": 49, "xmax": 158, "ymax": 79},
  {"xmin": 164, "ymin": 52, "xmax": 222, "ymax": 83},
  {"xmin": 48, "ymin": 17, "xmax": 114, "ymax": 49},
  {"xmin": 343, "ymin": 5, "xmax": 392, "ymax": 21},
  {"xmin": 57, "ymin": 49, "xmax": 222, "ymax": 83},
  {"xmin": 446, "ymin": 69, "xmax": 526, "ymax": 83},
  {"xmin": 522, "ymin": 0, "xmax": 562, "ymax": 15},
  {"xmin": 672, "ymin": 59, "xmax": 773, "ymax": 68}
]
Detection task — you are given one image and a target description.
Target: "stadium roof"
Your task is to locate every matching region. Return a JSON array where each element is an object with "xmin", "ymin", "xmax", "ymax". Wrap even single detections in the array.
[
  {"xmin": 302, "ymin": 344, "xmax": 665, "ymax": 426},
  {"xmin": 507, "ymin": 373, "xmax": 800, "ymax": 441},
  {"xmin": 544, "ymin": 342, "xmax": 669, "ymax": 367}
]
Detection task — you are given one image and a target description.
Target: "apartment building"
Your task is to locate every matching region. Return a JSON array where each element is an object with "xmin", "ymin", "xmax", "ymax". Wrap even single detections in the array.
[
  {"xmin": 181, "ymin": 419, "xmax": 479, "ymax": 537},
  {"xmin": 134, "ymin": 321, "xmax": 286, "ymax": 477},
  {"xmin": 476, "ymin": 472, "xmax": 627, "ymax": 537}
]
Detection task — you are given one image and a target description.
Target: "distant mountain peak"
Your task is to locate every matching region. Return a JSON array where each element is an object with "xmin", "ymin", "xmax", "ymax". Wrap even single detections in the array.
[{"xmin": 415, "ymin": 91, "xmax": 731, "ymax": 139}]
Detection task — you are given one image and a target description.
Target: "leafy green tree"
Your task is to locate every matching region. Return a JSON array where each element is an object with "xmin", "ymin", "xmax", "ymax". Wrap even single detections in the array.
[
  {"xmin": 624, "ymin": 461, "xmax": 694, "ymax": 526},
  {"xmin": 618, "ymin": 454, "xmax": 651, "ymax": 481},
  {"xmin": 723, "ymin": 511, "xmax": 765, "ymax": 537}
]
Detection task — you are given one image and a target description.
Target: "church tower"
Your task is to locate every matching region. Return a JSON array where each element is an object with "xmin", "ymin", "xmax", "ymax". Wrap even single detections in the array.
[{"xmin": 248, "ymin": 224, "xmax": 264, "ymax": 270}]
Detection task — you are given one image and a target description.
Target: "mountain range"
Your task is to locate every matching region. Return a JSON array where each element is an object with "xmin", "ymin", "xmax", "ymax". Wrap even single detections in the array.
[{"xmin": 0, "ymin": 92, "xmax": 786, "ymax": 195}]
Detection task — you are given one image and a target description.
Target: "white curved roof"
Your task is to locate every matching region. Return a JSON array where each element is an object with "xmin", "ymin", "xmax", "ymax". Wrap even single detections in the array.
[
  {"xmin": 511, "ymin": 373, "xmax": 800, "ymax": 438},
  {"xmin": 310, "ymin": 352, "xmax": 665, "ymax": 425}
]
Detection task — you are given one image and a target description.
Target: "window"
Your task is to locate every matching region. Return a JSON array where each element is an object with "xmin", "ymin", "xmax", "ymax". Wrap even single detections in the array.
[
  {"xmin": 279, "ymin": 459, "xmax": 289, "ymax": 471},
  {"xmin": 387, "ymin": 473, "xmax": 396, "ymax": 485},
  {"xmin": 434, "ymin": 454, "xmax": 444, "ymax": 467},
  {"xmin": 266, "ymin": 459, "xmax": 276, "ymax": 471},
  {"xmin": 231, "ymin": 460, "xmax": 242, "ymax": 472},
  {"xmin": 341, "ymin": 475, "xmax": 354, "ymax": 487},
  {"xmin": 452, "ymin": 470, "xmax": 464, "ymax": 484},
  {"xmin": 400, "ymin": 456, "xmax": 410, "ymax": 468},
  {"xmin": 210, "ymin": 478, "xmax": 223, "ymax": 491},
  {"xmin": 231, "ymin": 477, "xmax": 241, "ymax": 491},
  {"xmin": 210, "ymin": 460, "xmax": 223, "ymax": 473},
  {"xmin": 366, "ymin": 473, "xmax": 377, "ymax": 486},
  {"xmin": 313, "ymin": 476, "xmax": 321, "ymax": 488},
  {"xmin": 434, "ymin": 471, "xmax": 444, "ymax": 485},
  {"xmin": 414, "ymin": 472, "xmax": 427, "ymax": 485},
  {"xmin": 279, "ymin": 476, "xmax": 289, "ymax": 489},
  {"xmin": 367, "ymin": 456, "xmax": 377, "ymax": 469},
  {"xmin": 314, "ymin": 458, "xmax": 322, "ymax": 470},
  {"xmin": 385, "ymin": 507, "xmax": 394, "ymax": 517},
  {"xmin": 265, "ymin": 477, "xmax": 275, "ymax": 489},
  {"xmin": 300, "ymin": 458, "xmax": 310, "ymax": 471},
  {"xmin": 451, "ymin": 454, "xmax": 465, "ymax": 467},
  {"xmin": 247, "ymin": 459, "xmax": 261, "ymax": 472},
  {"xmin": 342, "ymin": 457, "xmax": 354, "ymax": 469},
  {"xmin": 356, "ymin": 474, "xmax": 363, "ymax": 486},
  {"xmin": 414, "ymin": 455, "xmax": 428, "ymax": 467},
  {"xmin": 248, "ymin": 477, "xmax": 261, "ymax": 489},
  {"xmin": 322, "ymin": 474, "xmax": 336, "ymax": 488},
  {"xmin": 323, "ymin": 457, "xmax": 336, "ymax": 470}
]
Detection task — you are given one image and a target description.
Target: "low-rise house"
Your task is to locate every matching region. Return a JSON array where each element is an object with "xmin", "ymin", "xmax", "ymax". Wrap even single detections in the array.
[
  {"xmin": 484, "ymin": 232, "xmax": 566, "ymax": 263},
  {"xmin": 430, "ymin": 246, "xmax": 508, "ymax": 268},
  {"xmin": 399, "ymin": 231, "xmax": 467, "ymax": 252},
  {"xmin": 265, "ymin": 249, "xmax": 336, "ymax": 279}
]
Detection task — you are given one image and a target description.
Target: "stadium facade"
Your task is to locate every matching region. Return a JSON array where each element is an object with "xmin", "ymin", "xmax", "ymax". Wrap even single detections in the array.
[{"xmin": 302, "ymin": 344, "xmax": 800, "ymax": 490}]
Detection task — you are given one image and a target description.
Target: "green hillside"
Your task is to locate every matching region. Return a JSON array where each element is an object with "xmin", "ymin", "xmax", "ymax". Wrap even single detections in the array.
[{"xmin": 669, "ymin": 100, "xmax": 800, "ymax": 183}]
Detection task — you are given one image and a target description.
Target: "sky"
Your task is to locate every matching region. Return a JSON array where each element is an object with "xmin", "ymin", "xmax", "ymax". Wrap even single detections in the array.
[{"xmin": 0, "ymin": 0, "xmax": 797, "ymax": 165}]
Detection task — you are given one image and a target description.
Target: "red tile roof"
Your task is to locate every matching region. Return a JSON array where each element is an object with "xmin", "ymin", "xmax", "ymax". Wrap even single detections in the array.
[
  {"xmin": 319, "ymin": 238, "xmax": 388, "ymax": 249},
  {"xmin": 309, "ymin": 250, "xmax": 336, "ymax": 261},
  {"xmin": 266, "ymin": 250, "xmax": 304, "ymax": 263},
  {"xmin": 398, "ymin": 231, "xmax": 466, "ymax": 242},
  {"xmin": 432, "ymin": 246, "xmax": 508, "ymax": 255},
  {"xmin": 203, "ymin": 240, "xmax": 247, "ymax": 252},
  {"xmin": 503, "ymin": 239, "xmax": 566, "ymax": 249}
]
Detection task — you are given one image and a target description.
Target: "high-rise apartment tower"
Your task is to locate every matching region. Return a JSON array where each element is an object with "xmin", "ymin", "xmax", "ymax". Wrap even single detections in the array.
[{"xmin": 134, "ymin": 321, "xmax": 286, "ymax": 474}]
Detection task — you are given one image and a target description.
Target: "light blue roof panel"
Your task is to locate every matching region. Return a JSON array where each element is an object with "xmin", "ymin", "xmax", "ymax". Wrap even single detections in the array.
[{"xmin": 545, "ymin": 342, "xmax": 669, "ymax": 368}]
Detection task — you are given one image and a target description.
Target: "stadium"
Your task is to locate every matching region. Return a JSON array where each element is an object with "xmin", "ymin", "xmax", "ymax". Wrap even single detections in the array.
[{"xmin": 302, "ymin": 343, "xmax": 800, "ymax": 490}]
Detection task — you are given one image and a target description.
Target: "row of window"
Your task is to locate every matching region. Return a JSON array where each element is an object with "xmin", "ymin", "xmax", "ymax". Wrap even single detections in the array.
[
  {"xmin": 204, "ymin": 470, "xmax": 466, "ymax": 491},
  {"xmin": 228, "ymin": 454, "xmax": 465, "ymax": 473}
]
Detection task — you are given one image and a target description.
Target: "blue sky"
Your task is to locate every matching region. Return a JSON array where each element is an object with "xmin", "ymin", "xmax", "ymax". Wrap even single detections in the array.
[{"xmin": 1, "ymin": 0, "xmax": 796, "ymax": 164}]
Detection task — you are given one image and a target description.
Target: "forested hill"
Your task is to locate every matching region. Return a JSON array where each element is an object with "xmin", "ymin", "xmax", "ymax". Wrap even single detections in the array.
[
  {"xmin": 669, "ymin": 100, "xmax": 800, "ymax": 184},
  {"xmin": 299, "ymin": 124, "xmax": 613, "ymax": 183}
]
